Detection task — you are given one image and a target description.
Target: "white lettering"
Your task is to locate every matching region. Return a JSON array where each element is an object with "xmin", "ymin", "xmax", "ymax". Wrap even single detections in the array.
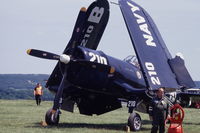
[
  {"xmin": 88, "ymin": 52, "xmax": 107, "ymax": 65},
  {"xmin": 81, "ymin": 5, "xmax": 104, "ymax": 47},
  {"xmin": 95, "ymin": 54, "xmax": 100, "ymax": 63},
  {"xmin": 151, "ymin": 77, "xmax": 161, "ymax": 85},
  {"xmin": 88, "ymin": 7, "xmax": 104, "ymax": 23},
  {"xmin": 127, "ymin": 2, "xmax": 140, "ymax": 12},
  {"xmin": 100, "ymin": 57, "xmax": 107, "ymax": 65},
  {"xmin": 87, "ymin": 25, "xmax": 94, "ymax": 33},
  {"xmin": 89, "ymin": 52, "xmax": 96, "ymax": 62},
  {"xmin": 145, "ymin": 62, "xmax": 161, "ymax": 85},
  {"xmin": 139, "ymin": 24, "xmax": 151, "ymax": 35},
  {"xmin": 127, "ymin": 1, "xmax": 157, "ymax": 47},
  {"xmin": 145, "ymin": 62, "xmax": 154, "ymax": 71},
  {"xmin": 148, "ymin": 71, "xmax": 157, "ymax": 76},
  {"xmin": 127, "ymin": 101, "xmax": 136, "ymax": 108},
  {"xmin": 143, "ymin": 34, "xmax": 156, "ymax": 47},
  {"xmin": 134, "ymin": 13, "xmax": 145, "ymax": 24},
  {"xmin": 80, "ymin": 25, "xmax": 94, "ymax": 46},
  {"xmin": 80, "ymin": 39, "xmax": 88, "ymax": 47}
]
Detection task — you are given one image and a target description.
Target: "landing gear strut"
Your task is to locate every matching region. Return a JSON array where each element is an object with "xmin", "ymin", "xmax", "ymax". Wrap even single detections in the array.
[
  {"xmin": 45, "ymin": 74, "xmax": 67, "ymax": 125},
  {"xmin": 128, "ymin": 112, "xmax": 142, "ymax": 131}
]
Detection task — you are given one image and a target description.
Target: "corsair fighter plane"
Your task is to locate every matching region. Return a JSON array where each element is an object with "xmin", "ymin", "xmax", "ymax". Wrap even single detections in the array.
[{"xmin": 27, "ymin": 0, "xmax": 196, "ymax": 131}]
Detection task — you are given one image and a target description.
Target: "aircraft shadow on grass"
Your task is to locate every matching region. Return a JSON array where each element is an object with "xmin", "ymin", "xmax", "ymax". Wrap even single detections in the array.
[
  {"xmin": 30, "ymin": 122, "xmax": 151, "ymax": 131},
  {"xmin": 28, "ymin": 120, "xmax": 200, "ymax": 132}
]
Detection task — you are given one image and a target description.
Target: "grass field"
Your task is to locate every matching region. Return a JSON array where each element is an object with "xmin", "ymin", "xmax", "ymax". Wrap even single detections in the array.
[{"xmin": 0, "ymin": 100, "xmax": 200, "ymax": 133}]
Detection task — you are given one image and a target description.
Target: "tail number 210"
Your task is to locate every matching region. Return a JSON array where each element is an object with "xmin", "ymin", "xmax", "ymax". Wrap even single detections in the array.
[{"xmin": 145, "ymin": 62, "xmax": 161, "ymax": 85}]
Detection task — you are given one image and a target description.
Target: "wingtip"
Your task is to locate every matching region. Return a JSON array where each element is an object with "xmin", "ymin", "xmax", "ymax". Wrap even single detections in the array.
[
  {"xmin": 27, "ymin": 49, "xmax": 32, "ymax": 55},
  {"xmin": 81, "ymin": 7, "xmax": 87, "ymax": 12}
]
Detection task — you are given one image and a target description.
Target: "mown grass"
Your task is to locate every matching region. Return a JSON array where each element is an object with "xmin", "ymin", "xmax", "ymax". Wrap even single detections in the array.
[{"xmin": 0, "ymin": 100, "xmax": 200, "ymax": 133}]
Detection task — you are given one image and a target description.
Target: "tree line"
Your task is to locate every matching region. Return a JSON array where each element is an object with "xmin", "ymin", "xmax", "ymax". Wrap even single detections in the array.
[{"xmin": 0, "ymin": 74, "xmax": 54, "ymax": 100}]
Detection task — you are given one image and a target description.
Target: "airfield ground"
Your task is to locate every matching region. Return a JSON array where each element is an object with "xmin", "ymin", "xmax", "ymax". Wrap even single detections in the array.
[{"xmin": 0, "ymin": 100, "xmax": 200, "ymax": 133}]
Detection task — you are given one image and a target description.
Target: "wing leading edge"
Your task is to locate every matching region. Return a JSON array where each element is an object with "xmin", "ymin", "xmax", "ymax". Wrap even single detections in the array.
[{"xmin": 119, "ymin": 0, "xmax": 180, "ymax": 91}]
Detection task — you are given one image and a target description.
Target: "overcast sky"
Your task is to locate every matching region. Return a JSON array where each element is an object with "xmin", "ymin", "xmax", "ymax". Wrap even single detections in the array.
[{"xmin": 0, "ymin": 0, "xmax": 200, "ymax": 80}]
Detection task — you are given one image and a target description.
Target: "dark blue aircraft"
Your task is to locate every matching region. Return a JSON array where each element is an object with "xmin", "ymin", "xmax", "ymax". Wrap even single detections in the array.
[{"xmin": 27, "ymin": 0, "xmax": 197, "ymax": 131}]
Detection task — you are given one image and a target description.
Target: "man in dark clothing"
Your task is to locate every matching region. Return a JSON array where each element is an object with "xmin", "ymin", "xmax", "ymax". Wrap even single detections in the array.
[{"xmin": 149, "ymin": 87, "xmax": 170, "ymax": 133}]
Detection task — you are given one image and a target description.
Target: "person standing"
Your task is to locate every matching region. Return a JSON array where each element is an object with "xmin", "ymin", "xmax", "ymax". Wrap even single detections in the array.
[
  {"xmin": 34, "ymin": 83, "xmax": 43, "ymax": 105},
  {"xmin": 149, "ymin": 87, "xmax": 170, "ymax": 133}
]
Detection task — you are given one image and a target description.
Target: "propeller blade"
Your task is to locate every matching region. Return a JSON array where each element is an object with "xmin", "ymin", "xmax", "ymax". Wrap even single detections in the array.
[{"xmin": 27, "ymin": 49, "xmax": 60, "ymax": 60}]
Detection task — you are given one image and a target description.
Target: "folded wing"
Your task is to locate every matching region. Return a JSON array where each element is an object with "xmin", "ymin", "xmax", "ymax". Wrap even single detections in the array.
[
  {"xmin": 119, "ymin": 0, "xmax": 180, "ymax": 91},
  {"xmin": 46, "ymin": 0, "xmax": 110, "ymax": 88}
]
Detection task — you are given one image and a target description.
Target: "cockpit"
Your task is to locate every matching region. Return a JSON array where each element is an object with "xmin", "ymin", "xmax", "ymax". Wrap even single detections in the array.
[{"xmin": 123, "ymin": 55, "xmax": 140, "ymax": 68}]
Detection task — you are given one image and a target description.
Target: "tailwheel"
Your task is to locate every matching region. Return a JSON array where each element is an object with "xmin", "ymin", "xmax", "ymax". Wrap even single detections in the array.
[
  {"xmin": 45, "ymin": 108, "xmax": 60, "ymax": 125},
  {"xmin": 128, "ymin": 112, "xmax": 142, "ymax": 131}
]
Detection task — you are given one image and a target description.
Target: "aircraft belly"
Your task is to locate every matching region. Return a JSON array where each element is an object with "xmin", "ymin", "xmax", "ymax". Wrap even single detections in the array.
[{"xmin": 77, "ymin": 94, "xmax": 122, "ymax": 115}]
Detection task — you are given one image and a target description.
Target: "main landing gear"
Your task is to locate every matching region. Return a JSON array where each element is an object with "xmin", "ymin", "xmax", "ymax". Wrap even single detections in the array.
[
  {"xmin": 45, "ymin": 108, "xmax": 60, "ymax": 125},
  {"xmin": 127, "ymin": 100, "xmax": 142, "ymax": 131},
  {"xmin": 128, "ymin": 112, "xmax": 142, "ymax": 131},
  {"xmin": 45, "ymin": 74, "xmax": 67, "ymax": 125}
]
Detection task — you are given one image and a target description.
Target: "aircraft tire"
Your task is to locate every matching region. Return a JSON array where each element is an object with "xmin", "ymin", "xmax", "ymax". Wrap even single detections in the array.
[
  {"xmin": 128, "ymin": 112, "xmax": 142, "ymax": 131},
  {"xmin": 45, "ymin": 108, "xmax": 60, "ymax": 125}
]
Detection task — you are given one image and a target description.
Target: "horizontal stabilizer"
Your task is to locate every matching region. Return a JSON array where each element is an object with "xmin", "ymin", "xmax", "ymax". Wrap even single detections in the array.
[{"xmin": 169, "ymin": 56, "xmax": 195, "ymax": 88}]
